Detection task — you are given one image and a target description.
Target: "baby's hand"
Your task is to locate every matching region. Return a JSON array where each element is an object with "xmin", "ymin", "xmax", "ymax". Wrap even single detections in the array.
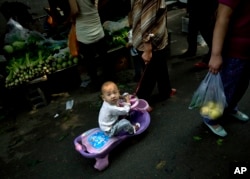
[
  {"xmin": 124, "ymin": 95, "xmax": 130, "ymax": 103},
  {"xmin": 122, "ymin": 92, "xmax": 130, "ymax": 103}
]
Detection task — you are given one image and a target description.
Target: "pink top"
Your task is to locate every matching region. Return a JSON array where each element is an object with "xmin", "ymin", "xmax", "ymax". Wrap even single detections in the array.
[{"xmin": 219, "ymin": 0, "xmax": 250, "ymax": 59}]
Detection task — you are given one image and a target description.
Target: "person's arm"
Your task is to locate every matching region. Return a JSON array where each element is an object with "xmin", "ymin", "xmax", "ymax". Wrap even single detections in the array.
[
  {"xmin": 141, "ymin": 1, "xmax": 166, "ymax": 64},
  {"xmin": 110, "ymin": 104, "xmax": 131, "ymax": 116},
  {"xmin": 141, "ymin": 18, "xmax": 154, "ymax": 64},
  {"xmin": 68, "ymin": 0, "xmax": 79, "ymax": 22},
  {"xmin": 142, "ymin": 42, "xmax": 153, "ymax": 64},
  {"xmin": 209, "ymin": 4, "xmax": 233, "ymax": 74}
]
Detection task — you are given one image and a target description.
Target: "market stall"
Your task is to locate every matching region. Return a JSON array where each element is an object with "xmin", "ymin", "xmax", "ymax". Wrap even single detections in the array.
[{"xmin": 0, "ymin": 1, "xmax": 131, "ymax": 110}]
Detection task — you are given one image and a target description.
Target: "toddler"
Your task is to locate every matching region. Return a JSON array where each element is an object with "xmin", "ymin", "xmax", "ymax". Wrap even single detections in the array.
[{"xmin": 98, "ymin": 81, "xmax": 140, "ymax": 137}]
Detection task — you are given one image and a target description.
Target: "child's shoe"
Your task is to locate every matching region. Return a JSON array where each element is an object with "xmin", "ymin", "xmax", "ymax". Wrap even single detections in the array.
[{"xmin": 133, "ymin": 123, "xmax": 140, "ymax": 134}]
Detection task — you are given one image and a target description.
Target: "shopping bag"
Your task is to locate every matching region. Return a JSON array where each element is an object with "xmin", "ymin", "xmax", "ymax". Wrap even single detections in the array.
[
  {"xmin": 189, "ymin": 72, "xmax": 227, "ymax": 120},
  {"xmin": 68, "ymin": 23, "xmax": 79, "ymax": 57}
]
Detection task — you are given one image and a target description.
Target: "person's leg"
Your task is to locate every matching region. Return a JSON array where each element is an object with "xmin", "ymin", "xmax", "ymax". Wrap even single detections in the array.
[
  {"xmin": 78, "ymin": 42, "xmax": 98, "ymax": 83},
  {"xmin": 96, "ymin": 37, "xmax": 116, "ymax": 82},
  {"xmin": 193, "ymin": 25, "xmax": 212, "ymax": 68},
  {"xmin": 184, "ymin": 12, "xmax": 199, "ymax": 56},
  {"xmin": 187, "ymin": 27, "xmax": 198, "ymax": 54},
  {"xmin": 132, "ymin": 54, "xmax": 143, "ymax": 82},
  {"xmin": 194, "ymin": 0, "xmax": 217, "ymax": 66},
  {"xmin": 221, "ymin": 58, "xmax": 250, "ymax": 115},
  {"xmin": 198, "ymin": 16, "xmax": 215, "ymax": 64},
  {"xmin": 108, "ymin": 119, "xmax": 136, "ymax": 137},
  {"xmin": 155, "ymin": 47, "xmax": 172, "ymax": 98}
]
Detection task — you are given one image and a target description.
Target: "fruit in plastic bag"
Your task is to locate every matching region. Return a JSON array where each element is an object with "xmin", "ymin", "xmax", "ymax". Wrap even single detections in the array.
[
  {"xmin": 200, "ymin": 101, "xmax": 223, "ymax": 120},
  {"xmin": 209, "ymin": 109, "xmax": 221, "ymax": 119}
]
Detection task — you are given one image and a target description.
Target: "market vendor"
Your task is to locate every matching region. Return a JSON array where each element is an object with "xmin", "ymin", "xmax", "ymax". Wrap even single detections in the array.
[{"xmin": 69, "ymin": 0, "xmax": 116, "ymax": 89}]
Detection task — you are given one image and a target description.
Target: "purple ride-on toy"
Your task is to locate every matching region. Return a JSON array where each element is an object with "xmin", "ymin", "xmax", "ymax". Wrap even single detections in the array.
[{"xmin": 73, "ymin": 95, "xmax": 150, "ymax": 171}]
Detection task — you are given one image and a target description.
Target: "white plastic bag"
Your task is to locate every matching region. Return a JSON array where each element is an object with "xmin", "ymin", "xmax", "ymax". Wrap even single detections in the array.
[
  {"xmin": 4, "ymin": 18, "xmax": 29, "ymax": 44},
  {"xmin": 189, "ymin": 72, "xmax": 227, "ymax": 120},
  {"xmin": 103, "ymin": 16, "xmax": 129, "ymax": 33}
]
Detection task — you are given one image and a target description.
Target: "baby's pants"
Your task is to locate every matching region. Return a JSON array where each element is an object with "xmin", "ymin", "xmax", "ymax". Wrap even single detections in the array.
[{"xmin": 105, "ymin": 119, "xmax": 134, "ymax": 137}]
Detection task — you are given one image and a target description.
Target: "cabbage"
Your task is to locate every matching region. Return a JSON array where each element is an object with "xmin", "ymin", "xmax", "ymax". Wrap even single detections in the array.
[
  {"xmin": 3, "ymin": 45, "xmax": 14, "ymax": 54},
  {"xmin": 12, "ymin": 41, "xmax": 26, "ymax": 51}
]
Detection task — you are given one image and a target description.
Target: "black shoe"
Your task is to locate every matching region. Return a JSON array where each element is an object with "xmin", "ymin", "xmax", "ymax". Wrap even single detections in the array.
[{"xmin": 179, "ymin": 51, "xmax": 196, "ymax": 58}]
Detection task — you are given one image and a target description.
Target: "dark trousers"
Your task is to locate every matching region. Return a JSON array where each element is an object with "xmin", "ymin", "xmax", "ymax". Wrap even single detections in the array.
[
  {"xmin": 78, "ymin": 37, "xmax": 115, "ymax": 83},
  {"xmin": 187, "ymin": 0, "xmax": 217, "ymax": 63},
  {"xmin": 136, "ymin": 47, "xmax": 172, "ymax": 102},
  {"xmin": 221, "ymin": 58, "xmax": 250, "ymax": 114},
  {"xmin": 132, "ymin": 54, "xmax": 144, "ymax": 82},
  {"xmin": 187, "ymin": 13, "xmax": 214, "ymax": 59}
]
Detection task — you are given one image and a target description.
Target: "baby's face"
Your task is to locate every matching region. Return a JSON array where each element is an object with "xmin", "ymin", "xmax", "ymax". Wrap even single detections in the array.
[{"xmin": 102, "ymin": 84, "xmax": 120, "ymax": 105}]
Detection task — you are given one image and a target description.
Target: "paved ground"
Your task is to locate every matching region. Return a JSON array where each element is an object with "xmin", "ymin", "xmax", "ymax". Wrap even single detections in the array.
[{"xmin": 1, "ymin": 3, "xmax": 250, "ymax": 179}]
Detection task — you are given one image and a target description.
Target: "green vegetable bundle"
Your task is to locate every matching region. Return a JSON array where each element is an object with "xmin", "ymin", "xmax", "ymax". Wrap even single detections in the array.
[
  {"xmin": 105, "ymin": 27, "xmax": 130, "ymax": 48},
  {"xmin": 5, "ymin": 49, "xmax": 79, "ymax": 88},
  {"xmin": 3, "ymin": 29, "xmax": 79, "ymax": 88}
]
